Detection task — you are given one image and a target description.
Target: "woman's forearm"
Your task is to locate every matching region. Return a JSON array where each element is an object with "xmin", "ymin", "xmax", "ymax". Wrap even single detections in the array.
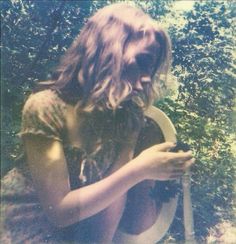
[
  {"xmin": 26, "ymin": 137, "xmax": 193, "ymax": 228},
  {"xmin": 49, "ymin": 157, "xmax": 144, "ymax": 227}
]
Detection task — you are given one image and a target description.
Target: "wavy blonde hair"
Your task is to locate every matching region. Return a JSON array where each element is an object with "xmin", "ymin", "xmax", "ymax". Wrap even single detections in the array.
[{"xmin": 52, "ymin": 3, "xmax": 171, "ymax": 111}]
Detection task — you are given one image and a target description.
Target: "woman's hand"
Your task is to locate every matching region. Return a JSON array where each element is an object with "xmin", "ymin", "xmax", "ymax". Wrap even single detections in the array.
[{"xmin": 135, "ymin": 142, "xmax": 195, "ymax": 181}]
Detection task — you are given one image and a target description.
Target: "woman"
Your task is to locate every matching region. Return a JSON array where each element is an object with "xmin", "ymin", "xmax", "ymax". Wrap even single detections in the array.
[{"xmin": 1, "ymin": 3, "xmax": 194, "ymax": 243}]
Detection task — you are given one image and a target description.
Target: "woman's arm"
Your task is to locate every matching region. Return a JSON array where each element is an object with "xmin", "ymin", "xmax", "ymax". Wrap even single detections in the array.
[
  {"xmin": 24, "ymin": 135, "xmax": 194, "ymax": 228},
  {"xmin": 24, "ymin": 135, "xmax": 143, "ymax": 228}
]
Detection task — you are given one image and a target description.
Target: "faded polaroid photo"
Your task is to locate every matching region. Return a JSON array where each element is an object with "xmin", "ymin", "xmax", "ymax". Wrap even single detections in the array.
[{"xmin": 1, "ymin": 1, "xmax": 235, "ymax": 243}]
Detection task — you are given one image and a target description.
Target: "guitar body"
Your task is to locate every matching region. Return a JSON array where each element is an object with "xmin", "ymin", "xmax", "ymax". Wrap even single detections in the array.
[{"xmin": 114, "ymin": 106, "xmax": 179, "ymax": 244}]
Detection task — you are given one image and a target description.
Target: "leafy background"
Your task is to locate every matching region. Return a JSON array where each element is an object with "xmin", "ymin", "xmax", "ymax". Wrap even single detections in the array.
[{"xmin": 1, "ymin": 0, "xmax": 235, "ymax": 242}]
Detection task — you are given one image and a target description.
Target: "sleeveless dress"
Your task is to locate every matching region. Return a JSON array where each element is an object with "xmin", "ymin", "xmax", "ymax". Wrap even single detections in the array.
[{"xmin": 0, "ymin": 89, "xmax": 166, "ymax": 243}]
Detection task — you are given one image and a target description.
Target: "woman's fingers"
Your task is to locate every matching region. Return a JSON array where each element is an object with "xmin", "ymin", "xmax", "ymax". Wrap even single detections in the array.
[
  {"xmin": 171, "ymin": 169, "xmax": 184, "ymax": 174},
  {"xmin": 169, "ymin": 175, "xmax": 182, "ymax": 180},
  {"xmin": 169, "ymin": 159, "xmax": 195, "ymax": 179},
  {"xmin": 184, "ymin": 158, "xmax": 195, "ymax": 168},
  {"xmin": 138, "ymin": 143, "xmax": 195, "ymax": 181},
  {"xmin": 171, "ymin": 158, "xmax": 195, "ymax": 176},
  {"xmin": 172, "ymin": 157, "xmax": 195, "ymax": 167},
  {"xmin": 169, "ymin": 150, "xmax": 193, "ymax": 162}
]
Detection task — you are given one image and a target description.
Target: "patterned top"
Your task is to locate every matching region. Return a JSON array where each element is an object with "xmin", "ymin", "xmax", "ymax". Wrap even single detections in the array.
[
  {"xmin": 1, "ymin": 89, "xmax": 165, "ymax": 243},
  {"xmin": 19, "ymin": 89, "xmax": 67, "ymax": 142},
  {"xmin": 18, "ymin": 89, "xmax": 123, "ymax": 188}
]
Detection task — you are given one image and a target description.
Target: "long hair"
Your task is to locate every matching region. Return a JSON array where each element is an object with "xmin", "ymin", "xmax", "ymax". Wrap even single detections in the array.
[{"xmin": 44, "ymin": 3, "xmax": 171, "ymax": 111}]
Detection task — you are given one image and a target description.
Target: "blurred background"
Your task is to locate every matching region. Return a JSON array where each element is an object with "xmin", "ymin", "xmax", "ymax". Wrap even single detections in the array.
[{"xmin": 1, "ymin": 0, "xmax": 235, "ymax": 242}]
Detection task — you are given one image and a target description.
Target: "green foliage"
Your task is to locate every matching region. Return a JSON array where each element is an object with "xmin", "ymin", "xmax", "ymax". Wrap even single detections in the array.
[
  {"xmin": 155, "ymin": 0, "xmax": 236, "ymax": 241},
  {"xmin": 1, "ymin": 0, "xmax": 235, "ymax": 242},
  {"xmin": 171, "ymin": 1, "xmax": 235, "ymax": 118},
  {"xmin": 157, "ymin": 97, "xmax": 235, "ymax": 240},
  {"xmin": 1, "ymin": 0, "xmax": 94, "ymax": 171}
]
